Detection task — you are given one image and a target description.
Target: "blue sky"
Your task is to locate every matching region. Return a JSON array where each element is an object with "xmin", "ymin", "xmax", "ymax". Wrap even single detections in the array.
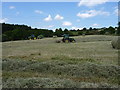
[{"xmin": 1, "ymin": 1, "xmax": 118, "ymax": 30}]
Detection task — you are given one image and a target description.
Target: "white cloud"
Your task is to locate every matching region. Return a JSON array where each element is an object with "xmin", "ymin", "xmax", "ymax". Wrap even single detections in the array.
[
  {"xmin": 0, "ymin": 18, "xmax": 8, "ymax": 23},
  {"xmin": 35, "ymin": 10, "xmax": 43, "ymax": 14},
  {"xmin": 52, "ymin": 29, "xmax": 56, "ymax": 32},
  {"xmin": 77, "ymin": 10, "xmax": 110, "ymax": 18},
  {"xmin": 44, "ymin": 15, "xmax": 52, "ymax": 21},
  {"xmin": 62, "ymin": 21, "xmax": 72, "ymax": 26},
  {"xmin": 9, "ymin": 6, "xmax": 15, "ymax": 9},
  {"xmin": 78, "ymin": 0, "xmax": 109, "ymax": 7},
  {"xmin": 114, "ymin": 7, "xmax": 120, "ymax": 16},
  {"xmin": 48, "ymin": 25, "xmax": 54, "ymax": 28},
  {"xmin": 40, "ymin": 25, "xmax": 54, "ymax": 29},
  {"xmin": 92, "ymin": 23, "xmax": 100, "ymax": 27},
  {"xmin": 71, "ymin": 26, "xmax": 82, "ymax": 30},
  {"xmin": 54, "ymin": 14, "xmax": 64, "ymax": 20}
]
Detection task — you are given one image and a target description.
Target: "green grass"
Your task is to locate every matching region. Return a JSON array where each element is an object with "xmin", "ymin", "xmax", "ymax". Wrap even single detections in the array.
[{"xmin": 2, "ymin": 35, "xmax": 119, "ymax": 88}]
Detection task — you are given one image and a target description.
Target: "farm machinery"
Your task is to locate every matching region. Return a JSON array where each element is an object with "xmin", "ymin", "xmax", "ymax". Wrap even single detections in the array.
[
  {"xmin": 28, "ymin": 34, "xmax": 36, "ymax": 40},
  {"xmin": 28, "ymin": 34, "xmax": 44, "ymax": 40},
  {"xmin": 56, "ymin": 34, "xmax": 76, "ymax": 43}
]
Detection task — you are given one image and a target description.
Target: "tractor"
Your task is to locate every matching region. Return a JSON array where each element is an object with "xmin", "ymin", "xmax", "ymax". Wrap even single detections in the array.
[
  {"xmin": 56, "ymin": 34, "xmax": 76, "ymax": 43},
  {"xmin": 62, "ymin": 34, "xmax": 76, "ymax": 43},
  {"xmin": 28, "ymin": 34, "xmax": 36, "ymax": 40}
]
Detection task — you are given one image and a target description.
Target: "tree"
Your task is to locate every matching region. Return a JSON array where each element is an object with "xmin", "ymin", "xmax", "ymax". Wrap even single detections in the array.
[
  {"xmin": 118, "ymin": 22, "xmax": 120, "ymax": 27},
  {"xmin": 59, "ymin": 28, "xmax": 62, "ymax": 31},
  {"xmin": 2, "ymin": 34, "xmax": 9, "ymax": 42},
  {"xmin": 2, "ymin": 23, "xmax": 55, "ymax": 41},
  {"xmin": 89, "ymin": 27, "xmax": 92, "ymax": 31},
  {"xmin": 108, "ymin": 26, "xmax": 115, "ymax": 34},
  {"xmin": 83, "ymin": 27, "xmax": 87, "ymax": 31},
  {"xmin": 82, "ymin": 27, "xmax": 87, "ymax": 35},
  {"xmin": 54, "ymin": 28, "xmax": 63, "ymax": 37},
  {"xmin": 11, "ymin": 29, "xmax": 25, "ymax": 40},
  {"xmin": 64, "ymin": 28, "xmax": 69, "ymax": 34}
]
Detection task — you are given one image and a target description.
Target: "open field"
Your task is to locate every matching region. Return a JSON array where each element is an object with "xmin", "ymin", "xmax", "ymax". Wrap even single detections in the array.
[{"xmin": 2, "ymin": 35, "xmax": 119, "ymax": 88}]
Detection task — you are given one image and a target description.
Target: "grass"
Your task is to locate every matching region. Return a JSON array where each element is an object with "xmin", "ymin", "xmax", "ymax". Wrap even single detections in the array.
[{"xmin": 2, "ymin": 35, "xmax": 119, "ymax": 88}]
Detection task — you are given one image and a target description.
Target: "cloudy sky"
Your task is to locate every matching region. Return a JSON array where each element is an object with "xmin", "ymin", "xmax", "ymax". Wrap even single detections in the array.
[{"xmin": 1, "ymin": 1, "xmax": 119, "ymax": 30}]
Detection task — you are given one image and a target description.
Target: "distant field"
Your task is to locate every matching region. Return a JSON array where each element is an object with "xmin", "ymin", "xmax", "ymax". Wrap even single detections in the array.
[{"xmin": 2, "ymin": 35, "xmax": 119, "ymax": 88}]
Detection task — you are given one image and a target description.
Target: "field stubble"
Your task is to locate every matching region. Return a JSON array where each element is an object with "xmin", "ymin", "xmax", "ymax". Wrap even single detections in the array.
[{"xmin": 2, "ymin": 35, "xmax": 119, "ymax": 88}]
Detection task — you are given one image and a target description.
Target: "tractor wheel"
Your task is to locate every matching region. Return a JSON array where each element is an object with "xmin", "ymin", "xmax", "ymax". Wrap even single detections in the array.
[
  {"xmin": 72, "ymin": 40, "xmax": 75, "ymax": 43},
  {"xmin": 72, "ymin": 39, "xmax": 76, "ymax": 43},
  {"xmin": 65, "ymin": 40, "xmax": 69, "ymax": 43}
]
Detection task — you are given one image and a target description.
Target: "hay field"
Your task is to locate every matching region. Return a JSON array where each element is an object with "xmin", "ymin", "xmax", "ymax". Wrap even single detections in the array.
[{"xmin": 2, "ymin": 35, "xmax": 119, "ymax": 88}]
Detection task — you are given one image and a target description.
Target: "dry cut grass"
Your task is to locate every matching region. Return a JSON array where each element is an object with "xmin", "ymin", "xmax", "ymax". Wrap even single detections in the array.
[{"xmin": 2, "ymin": 35, "xmax": 119, "ymax": 88}]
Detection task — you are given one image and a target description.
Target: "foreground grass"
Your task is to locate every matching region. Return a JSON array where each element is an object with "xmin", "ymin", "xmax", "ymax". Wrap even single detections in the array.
[
  {"xmin": 2, "ymin": 35, "xmax": 119, "ymax": 88},
  {"xmin": 2, "ymin": 59, "xmax": 119, "ymax": 88}
]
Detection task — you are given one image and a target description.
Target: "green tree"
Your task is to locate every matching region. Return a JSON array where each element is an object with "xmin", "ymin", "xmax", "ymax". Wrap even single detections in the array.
[
  {"xmin": 2, "ymin": 34, "xmax": 9, "ymax": 42},
  {"xmin": 83, "ymin": 27, "xmax": 87, "ymax": 31},
  {"xmin": 82, "ymin": 27, "xmax": 87, "ymax": 35},
  {"xmin": 64, "ymin": 28, "xmax": 69, "ymax": 34},
  {"xmin": 108, "ymin": 26, "xmax": 115, "ymax": 34},
  {"xmin": 55, "ymin": 28, "xmax": 63, "ymax": 37},
  {"xmin": 89, "ymin": 27, "xmax": 92, "ymax": 31},
  {"xmin": 118, "ymin": 22, "xmax": 120, "ymax": 27}
]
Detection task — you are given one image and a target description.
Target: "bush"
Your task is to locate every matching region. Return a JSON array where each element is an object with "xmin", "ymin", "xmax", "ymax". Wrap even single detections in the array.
[
  {"xmin": 2, "ymin": 34, "xmax": 9, "ymax": 42},
  {"xmin": 111, "ymin": 36, "xmax": 120, "ymax": 49}
]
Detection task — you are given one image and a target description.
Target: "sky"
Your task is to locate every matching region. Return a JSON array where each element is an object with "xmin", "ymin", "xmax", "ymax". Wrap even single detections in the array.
[{"xmin": 1, "ymin": 1, "xmax": 119, "ymax": 30}]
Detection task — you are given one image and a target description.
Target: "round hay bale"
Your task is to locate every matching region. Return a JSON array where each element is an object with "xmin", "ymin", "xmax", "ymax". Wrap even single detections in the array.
[
  {"xmin": 111, "ymin": 36, "xmax": 120, "ymax": 49},
  {"xmin": 53, "ymin": 35, "xmax": 57, "ymax": 38}
]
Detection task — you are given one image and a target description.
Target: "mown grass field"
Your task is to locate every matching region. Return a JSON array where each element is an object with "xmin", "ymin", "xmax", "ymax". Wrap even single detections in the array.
[{"xmin": 2, "ymin": 35, "xmax": 119, "ymax": 88}]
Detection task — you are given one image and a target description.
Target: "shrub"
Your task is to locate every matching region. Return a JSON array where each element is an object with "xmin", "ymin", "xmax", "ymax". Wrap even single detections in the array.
[{"xmin": 2, "ymin": 34, "xmax": 10, "ymax": 42}]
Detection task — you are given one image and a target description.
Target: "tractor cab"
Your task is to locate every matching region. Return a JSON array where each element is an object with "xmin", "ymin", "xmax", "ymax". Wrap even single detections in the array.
[{"xmin": 63, "ymin": 34, "xmax": 69, "ymax": 39}]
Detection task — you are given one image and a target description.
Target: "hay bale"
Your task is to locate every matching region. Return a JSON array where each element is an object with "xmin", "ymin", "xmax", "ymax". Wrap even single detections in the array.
[
  {"xmin": 111, "ymin": 36, "xmax": 120, "ymax": 49},
  {"xmin": 53, "ymin": 35, "xmax": 57, "ymax": 38}
]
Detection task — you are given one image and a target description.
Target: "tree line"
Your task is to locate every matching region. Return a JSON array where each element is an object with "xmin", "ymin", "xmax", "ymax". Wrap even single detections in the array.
[{"xmin": 0, "ymin": 22, "xmax": 120, "ymax": 42}]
